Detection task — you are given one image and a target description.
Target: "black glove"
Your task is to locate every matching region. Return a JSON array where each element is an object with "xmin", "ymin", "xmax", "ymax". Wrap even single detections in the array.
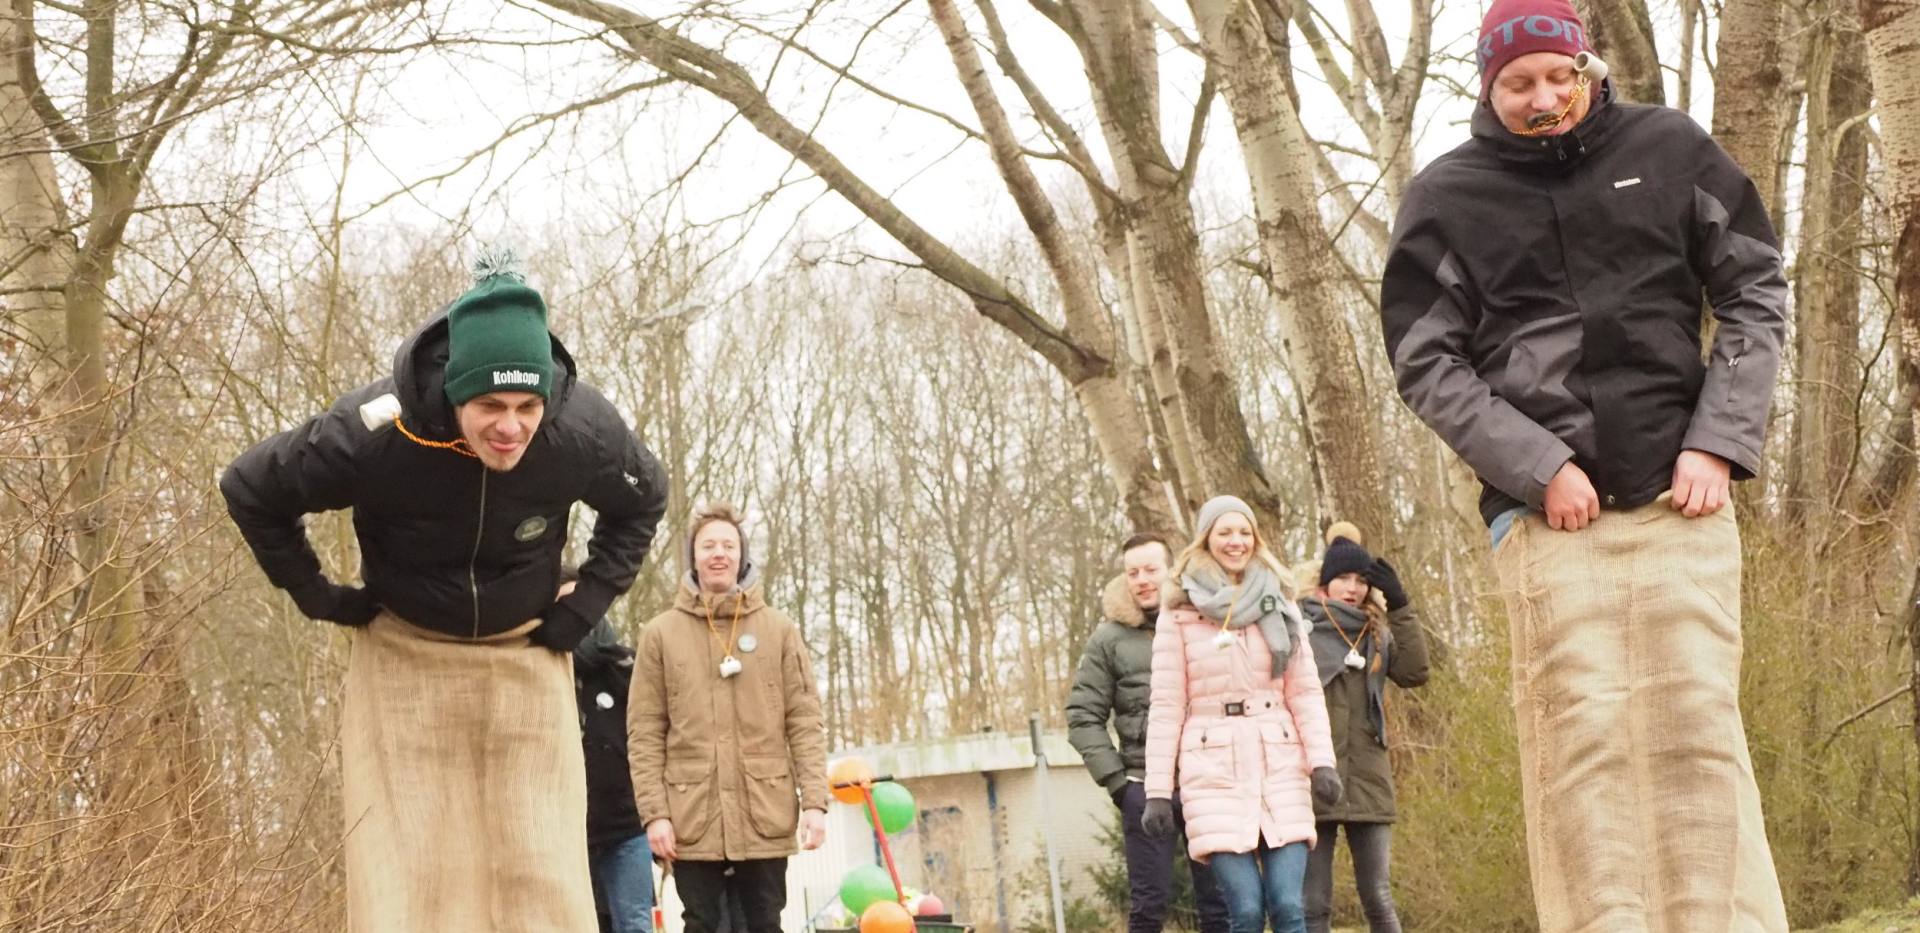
[
  {"xmin": 1365, "ymin": 558, "xmax": 1409, "ymax": 611},
  {"xmin": 529, "ymin": 601, "xmax": 596, "ymax": 653},
  {"xmin": 288, "ymin": 579, "xmax": 379, "ymax": 627},
  {"xmin": 1141, "ymin": 797, "xmax": 1176, "ymax": 839},
  {"xmin": 1311, "ymin": 767, "xmax": 1344, "ymax": 808},
  {"xmin": 1108, "ymin": 781, "xmax": 1133, "ymax": 808}
]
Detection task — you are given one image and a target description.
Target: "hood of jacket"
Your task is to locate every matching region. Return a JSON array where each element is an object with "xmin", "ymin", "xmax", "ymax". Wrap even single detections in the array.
[{"xmin": 672, "ymin": 563, "xmax": 767, "ymax": 620}]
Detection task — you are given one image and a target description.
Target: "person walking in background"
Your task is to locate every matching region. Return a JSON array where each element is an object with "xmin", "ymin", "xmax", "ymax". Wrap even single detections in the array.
[
  {"xmin": 1142, "ymin": 495, "xmax": 1341, "ymax": 933},
  {"xmin": 1068, "ymin": 533, "xmax": 1230, "ymax": 933},
  {"xmin": 1294, "ymin": 523, "xmax": 1429, "ymax": 933},
  {"xmin": 629, "ymin": 503, "xmax": 829, "ymax": 933},
  {"xmin": 575, "ymin": 609, "xmax": 655, "ymax": 933},
  {"xmin": 1381, "ymin": 0, "xmax": 1789, "ymax": 924}
]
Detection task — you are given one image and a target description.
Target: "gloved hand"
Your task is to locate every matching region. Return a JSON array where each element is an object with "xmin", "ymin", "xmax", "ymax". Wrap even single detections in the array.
[
  {"xmin": 1108, "ymin": 781, "xmax": 1134, "ymax": 809},
  {"xmin": 529, "ymin": 601, "xmax": 595, "ymax": 652},
  {"xmin": 288, "ymin": 579, "xmax": 379, "ymax": 627},
  {"xmin": 1311, "ymin": 767, "xmax": 1344, "ymax": 808},
  {"xmin": 1141, "ymin": 797, "xmax": 1177, "ymax": 840},
  {"xmin": 1365, "ymin": 558, "xmax": 1410, "ymax": 611}
]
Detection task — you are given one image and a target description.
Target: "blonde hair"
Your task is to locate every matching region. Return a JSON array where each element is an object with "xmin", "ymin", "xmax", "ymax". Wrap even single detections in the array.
[{"xmin": 1171, "ymin": 507, "xmax": 1290, "ymax": 586}]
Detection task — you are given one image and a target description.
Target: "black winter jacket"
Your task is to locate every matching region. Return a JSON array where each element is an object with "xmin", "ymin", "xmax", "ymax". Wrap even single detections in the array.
[
  {"xmin": 1382, "ymin": 92, "xmax": 1787, "ymax": 524},
  {"xmin": 220, "ymin": 311, "xmax": 668, "ymax": 646},
  {"xmin": 576, "ymin": 623, "xmax": 645, "ymax": 848}
]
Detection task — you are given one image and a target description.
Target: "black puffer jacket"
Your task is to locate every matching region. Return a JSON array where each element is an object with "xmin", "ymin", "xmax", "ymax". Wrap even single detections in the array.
[
  {"xmin": 1381, "ymin": 91, "xmax": 1787, "ymax": 524},
  {"xmin": 576, "ymin": 620, "xmax": 645, "ymax": 848},
  {"xmin": 220, "ymin": 310, "xmax": 668, "ymax": 646}
]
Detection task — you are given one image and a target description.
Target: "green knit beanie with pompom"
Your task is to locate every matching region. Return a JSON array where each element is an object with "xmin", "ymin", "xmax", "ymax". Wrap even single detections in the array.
[{"xmin": 443, "ymin": 246, "xmax": 553, "ymax": 406}]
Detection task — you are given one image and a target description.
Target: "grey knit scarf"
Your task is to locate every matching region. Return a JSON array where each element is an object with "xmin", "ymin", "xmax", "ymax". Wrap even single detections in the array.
[
  {"xmin": 1302, "ymin": 595, "xmax": 1389, "ymax": 744},
  {"xmin": 1181, "ymin": 557, "xmax": 1300, "ymax": 677}
]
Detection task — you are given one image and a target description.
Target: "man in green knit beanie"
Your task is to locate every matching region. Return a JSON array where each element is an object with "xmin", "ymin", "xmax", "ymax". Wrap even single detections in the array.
[
  {"xmin": 442, "ymin": 268, "xmax": 556, "ymax": 471},
  {"xmin": 221, "ymin": 249, "xmax": 669, "ymax": 931}
]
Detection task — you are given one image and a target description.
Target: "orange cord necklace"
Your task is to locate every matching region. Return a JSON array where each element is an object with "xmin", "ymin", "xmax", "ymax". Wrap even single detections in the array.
[{"xmin": 395, "ymin": 416, "xmax": 478, "ymax": 459}]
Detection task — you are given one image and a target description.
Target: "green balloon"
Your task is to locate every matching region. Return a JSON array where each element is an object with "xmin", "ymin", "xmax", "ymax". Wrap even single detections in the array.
[
  {"xmin": 839, "ymin": 864, "xmax": 896, "ymax": 916},
  {"xmin": 862, "ymin": 781, "xmax": 916, "ymax": 835}
]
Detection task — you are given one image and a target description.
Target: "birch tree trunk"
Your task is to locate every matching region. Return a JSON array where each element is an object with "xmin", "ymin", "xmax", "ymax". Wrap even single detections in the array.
[
  {"xmin": 1713, "ymin": 0, "xmax": 1793, "ymax": 210},
  {"xmin": 1577, "ymin": 0, "xmax": 1665, "ymax": 103},
  {"xmin": 1784, "ymin": 7, "xmax": 1872, "ymax": 527},
  {"xmin": 1186, "ymin": 0, "xmax": 1395, "ymax": 539},
  {"xmin": 1056, "ymin": 0, "xmax": 1287, "ymax": 528},
  {"xmin": 1858, "ymin": 0, "xmax": 1920, "ymax": 518}
]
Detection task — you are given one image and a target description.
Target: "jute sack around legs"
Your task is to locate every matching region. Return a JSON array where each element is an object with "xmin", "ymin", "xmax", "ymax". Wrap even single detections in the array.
[
  {"xmin": 341, "ymin": 611, "xmax": 594, "ymax": 932},
  {"xmin": 1493, "ymin": 497, "xmax": 1786, "ymax": 933}
]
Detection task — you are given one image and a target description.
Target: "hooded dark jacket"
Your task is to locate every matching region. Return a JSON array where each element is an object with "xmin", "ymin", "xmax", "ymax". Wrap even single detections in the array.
[
  {"xmin": 1066, "ymin": 575, "xmax": 1157, "ymax": 798},
  {"xmin": 220, "ymin": 310, "xmax": 668, "ymax": 645},
  {"xmin": 575, "ymin": 620, "xmax": 646, "ymax": 848},
  {"xmin": 1381, "ymin": 92, "xmax": 1787, "ymax": 524},
  {"xmin": 1296, "ymin": 596, "xmax": 1429, "ymax": 823}
]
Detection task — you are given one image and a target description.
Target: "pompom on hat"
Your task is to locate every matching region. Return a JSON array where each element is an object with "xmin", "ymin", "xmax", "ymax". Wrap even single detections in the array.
[{"xmin": 442, "ymin": 245, "xmax": 554, "ymax": 406}]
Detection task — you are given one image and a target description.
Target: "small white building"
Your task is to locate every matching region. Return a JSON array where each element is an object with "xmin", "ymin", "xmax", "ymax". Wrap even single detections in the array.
[{"xmin": 654, "ymin": 728, "xmax": 1118, "ymax": 932}]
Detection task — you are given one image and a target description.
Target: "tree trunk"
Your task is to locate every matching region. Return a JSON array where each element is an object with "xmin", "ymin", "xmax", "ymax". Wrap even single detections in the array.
[
  {"xmin": 1859, "ymin": 0, "xmax": 1920, "ymax": 523},
  {"xmin": 1059, "ymin": 0, "xmax": 1286, "ymax": 529},
  {"xmin": 1186, "ymin": 0, "xmax": 1395, "ymax": 540},
  {"xmin": 1576, "ymin": 0, "xmax": 1665, "ymax": 104},
  {"xmin": 1713, "ymin": 0, "xmax": 1792, "ymax": 211},
  {"xmin": 0, "ymin": 8, "xmax": 72, "ymax": 366},
  {"xmin": 1784, "ymin": 8, "xmax": 1872, "ymax": 528},
  {"xmin": 925, "ymin": 0, "xmax": 1177, "ymax": 537}
]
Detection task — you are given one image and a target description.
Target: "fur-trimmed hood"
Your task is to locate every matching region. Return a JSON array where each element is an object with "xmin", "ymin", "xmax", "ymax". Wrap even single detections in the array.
[{"xmin": 1102, "ymin": 574, "xmax": 1152, "ymax": 629}]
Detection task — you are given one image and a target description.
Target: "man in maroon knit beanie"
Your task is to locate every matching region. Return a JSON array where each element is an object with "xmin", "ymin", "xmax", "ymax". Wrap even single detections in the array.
[{"xmin": 1380, "ymin": 0, "xmax": 1790, "ymax": 928}]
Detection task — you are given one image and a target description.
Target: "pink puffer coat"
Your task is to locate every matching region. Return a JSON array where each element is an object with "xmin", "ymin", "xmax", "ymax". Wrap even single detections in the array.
[{"xmin": 1143, "ymin": 579, "xmax": 1336, "ymax": 861}]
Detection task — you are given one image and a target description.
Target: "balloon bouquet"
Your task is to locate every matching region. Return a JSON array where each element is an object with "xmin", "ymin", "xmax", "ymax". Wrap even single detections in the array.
[{"xmin": 828, "ymin": 756, "xmax": 950, "ymax": 932}]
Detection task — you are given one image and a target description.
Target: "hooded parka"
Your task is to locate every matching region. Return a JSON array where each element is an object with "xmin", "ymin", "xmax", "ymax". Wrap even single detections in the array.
[
  {"xmin": 627, "ymin": 573, "xmax": 829, "ymax": 862},
  {"xmin": 220, "ymin": 310, "xmax": 669, "ymax": 645},
  {"xmin": 1381, "ymin": 93, "xmax": 1787, "ymax": 525},
  {"xmin": 1066, "ymin": 575, "xmax": 1158, "ymax": 797},
  {"xmin": 1296, "ymin": 596, "xmax": 1430, "ymax": 823}
]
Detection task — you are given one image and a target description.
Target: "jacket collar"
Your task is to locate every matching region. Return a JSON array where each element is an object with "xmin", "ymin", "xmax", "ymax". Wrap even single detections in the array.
[
  {"xmin": 1471, "ymin": 80, "xmax": 1620, "ymax": 171},
  {"xmin": 674, "ymin": 571, "xmax": 766, "ymax": 619}
]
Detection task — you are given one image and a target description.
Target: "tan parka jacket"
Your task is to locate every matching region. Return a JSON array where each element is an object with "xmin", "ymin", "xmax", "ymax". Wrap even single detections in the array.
[{"xmin": 628, "ymin": 576, "xmax": 828, "ymax": 861}]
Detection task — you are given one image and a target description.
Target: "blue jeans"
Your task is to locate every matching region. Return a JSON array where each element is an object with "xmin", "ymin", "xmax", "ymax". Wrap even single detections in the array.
[
  {"xmin": 1209, "ymin": 841, "xmax": 1309, "ymax": 933},
  {"xmin": 590, "ymin": 834, "xmax": 654, "ymax": 933}
]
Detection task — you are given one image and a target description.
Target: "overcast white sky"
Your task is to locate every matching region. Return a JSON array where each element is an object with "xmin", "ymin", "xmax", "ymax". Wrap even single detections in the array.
[{"xmin": 281, "ymin": 0, "xmax": 1725, "ymax": 290}]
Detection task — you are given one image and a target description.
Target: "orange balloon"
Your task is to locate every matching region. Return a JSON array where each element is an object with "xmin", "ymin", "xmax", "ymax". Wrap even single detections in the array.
[
  {"xmin": 860, "ymin": 900, "xmax": 914, "ymax": 933},
  {"xmin": 828, "ymin": 757, "xmax": 875, "ymax": 804}
]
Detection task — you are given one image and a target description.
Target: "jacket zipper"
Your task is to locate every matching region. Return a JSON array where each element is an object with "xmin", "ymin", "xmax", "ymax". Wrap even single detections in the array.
[{"xmin": 470, "ymin": 469, "xmax": 488, "ymax": 638}]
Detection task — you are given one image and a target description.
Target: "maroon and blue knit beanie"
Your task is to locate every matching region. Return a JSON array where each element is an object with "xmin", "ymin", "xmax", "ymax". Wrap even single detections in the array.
[{"xmin": 1477, "ymin": 0, "xmax": 1592, "ymax": 99}]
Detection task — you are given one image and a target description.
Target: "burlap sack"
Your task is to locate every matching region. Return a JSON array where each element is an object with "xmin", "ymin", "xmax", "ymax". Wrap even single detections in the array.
[
  {"xmin": 1494, "ymin": 497, "xmax": 1786, "ymax": 932},
  {"xmin": 341, "ymin": 611, "xmax": 594, "ymax": 932}
]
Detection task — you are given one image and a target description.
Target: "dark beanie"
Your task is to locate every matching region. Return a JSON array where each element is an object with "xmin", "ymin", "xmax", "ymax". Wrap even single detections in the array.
[
  {"xmin": 443, "ymin": 250, "xmax": 554, "ymax": 406},
  {"xmin": 1476, "ymin": 0, "xmax": 1591, "ymax": 99},
  {"xmin": 1319, "ymin": 520, "xmax": 1373, "ymax": 587}
]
